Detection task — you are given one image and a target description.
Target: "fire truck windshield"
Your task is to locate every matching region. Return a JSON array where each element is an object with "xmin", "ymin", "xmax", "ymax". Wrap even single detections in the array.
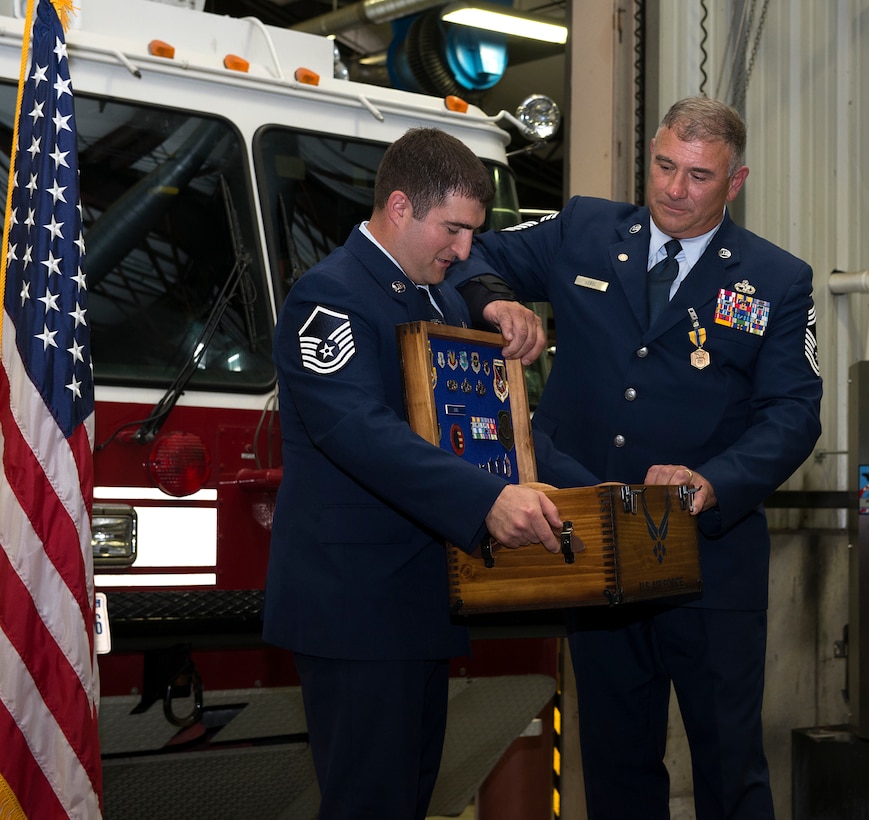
[{"xmin": 0, "ymin": 85, "xmax": 522, "ymax": 396}]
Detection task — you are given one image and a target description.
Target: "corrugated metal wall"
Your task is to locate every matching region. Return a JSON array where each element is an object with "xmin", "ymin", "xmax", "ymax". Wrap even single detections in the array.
[
  {"xmin": 557, "ymin": 3, "xmax": 868, "ymax": 816},
  {"xmin": 652, "ymin": 4, "xmax": 867, "ymax": 816},
  {"xmin": 657, "ymin": 0, "xmax": 869, "ymax": 527}
]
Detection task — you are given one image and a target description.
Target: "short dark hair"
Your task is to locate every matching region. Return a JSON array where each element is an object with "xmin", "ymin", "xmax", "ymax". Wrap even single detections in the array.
[
  {"xmin": 373, "ymin": 127, "xmax": 495, "ymax": 219},
  {"xmin": 659, "ymin": 97, "xmax": 747, "ymax": 174}
]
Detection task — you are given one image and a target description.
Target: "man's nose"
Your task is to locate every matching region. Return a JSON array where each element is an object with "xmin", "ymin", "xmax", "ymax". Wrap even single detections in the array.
[
  {"xmin": 453, "ymin": 230, "xmax": 474, "ymax": 260},
  {"xmin": 667, "ymin": 173, "xmax": 689, "ymax": 198}
]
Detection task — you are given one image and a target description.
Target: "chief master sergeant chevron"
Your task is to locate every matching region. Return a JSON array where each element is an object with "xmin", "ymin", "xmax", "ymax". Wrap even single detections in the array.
[
  {"xmin": 263, "ymin": 127, "xmax": 562, "ymax": 820},
  {"xmin": 449, "ymin": 97, "xmax": 823, "ymax": 819}
]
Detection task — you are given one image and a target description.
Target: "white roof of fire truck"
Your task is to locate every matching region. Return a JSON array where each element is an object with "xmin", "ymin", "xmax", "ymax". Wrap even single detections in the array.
[{"xmin": 0, "ymin": 0, "xmax": 514, "ymax": 159}]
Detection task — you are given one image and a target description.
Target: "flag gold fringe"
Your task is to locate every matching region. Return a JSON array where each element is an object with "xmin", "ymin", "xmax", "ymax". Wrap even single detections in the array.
[
  {"xmin": 0, "ymin": 773, "xmax": 27, "ymax": 820},
  {"xmin": 50, "ymin": 0, "xmax": 79, "ymax": 32}
]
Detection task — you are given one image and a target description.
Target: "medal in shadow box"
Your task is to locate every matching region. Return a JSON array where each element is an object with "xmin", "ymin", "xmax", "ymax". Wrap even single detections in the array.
[{"xmin": 397, "ymin": 322, "xmax": 702, "ymax": 615}]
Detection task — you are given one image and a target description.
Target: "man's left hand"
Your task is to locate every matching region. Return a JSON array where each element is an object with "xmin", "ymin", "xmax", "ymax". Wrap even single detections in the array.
[
  {"xmin": 481, "ymin": 300, "xmax": 546, "ymax": 365},
  {"xmin": 643, "ymin": 464, "xmax": 717, "ymax": 514}
]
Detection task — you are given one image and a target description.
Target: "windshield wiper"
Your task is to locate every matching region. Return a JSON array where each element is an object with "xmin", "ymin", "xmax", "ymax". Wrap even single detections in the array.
[
  {"xmin": 132, "ymin": 175, "xmax": 254, "ymax": 444},
  {"xmin": 277, "ymin": 193, "xmax": 304, "ymax": 294}
]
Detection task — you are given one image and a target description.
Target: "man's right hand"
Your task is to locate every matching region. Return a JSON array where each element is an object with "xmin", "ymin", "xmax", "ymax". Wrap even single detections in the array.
[
  {"xmin": 481, "ymin": 300, "xmax": 546, "ymax": 366},
  {"xmin": 484, "ymin": 484, "xmax": 562, "ymax": 554}
]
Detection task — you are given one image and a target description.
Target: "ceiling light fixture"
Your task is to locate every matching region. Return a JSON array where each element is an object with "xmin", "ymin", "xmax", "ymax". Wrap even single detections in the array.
[{"xmin": 440, "ymin": 2, "xmax": 568, "ymax": 45}]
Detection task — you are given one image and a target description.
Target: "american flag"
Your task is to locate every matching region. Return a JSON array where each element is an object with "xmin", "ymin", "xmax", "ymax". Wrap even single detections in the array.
[{"xmin": 0, "ymin": 1, "xmax": 102, "ymax": 817}]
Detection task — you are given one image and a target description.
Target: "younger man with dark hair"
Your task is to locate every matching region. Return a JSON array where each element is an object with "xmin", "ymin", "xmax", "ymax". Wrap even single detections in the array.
[{"xmin": 264, "ymin": 127, "xmax": 559, "ymax": 819}]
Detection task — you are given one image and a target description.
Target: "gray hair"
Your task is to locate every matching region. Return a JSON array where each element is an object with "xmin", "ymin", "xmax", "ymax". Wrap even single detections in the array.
[{"xmin": 658, "ymin": 97, "xmax": 747, "ymax": 175}]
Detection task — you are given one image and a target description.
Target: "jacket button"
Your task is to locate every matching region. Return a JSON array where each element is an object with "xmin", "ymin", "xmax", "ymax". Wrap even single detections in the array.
[
  {"xmin": 624, "ymin": 388, "xmax": 637, "ymax": 401},
  {"xmin": 614, "ymin": 434, "xmax": 625, "ymax": 447},
  {"xmin": 636, "ymin": 346, "xmax": 649, "ymax": 358}
]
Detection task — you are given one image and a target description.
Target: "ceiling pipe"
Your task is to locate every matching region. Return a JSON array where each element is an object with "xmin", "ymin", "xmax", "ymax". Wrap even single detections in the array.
[{"xmin": 291, "ymin": 0, "xmax": 446, "ymax": 37}]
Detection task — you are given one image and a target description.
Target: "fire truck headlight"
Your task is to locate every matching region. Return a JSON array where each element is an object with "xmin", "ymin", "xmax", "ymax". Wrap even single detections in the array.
[
  {"xmin": 92, "ymin": 504, "xmax": 138, "ymax": 567},
  {"xmin": 515, "ymin": 94, "xmax": 561, "ymax": 141},
  {"xmin": 148, "ymin": 432, "xmax": 212, "ymax": 498}
]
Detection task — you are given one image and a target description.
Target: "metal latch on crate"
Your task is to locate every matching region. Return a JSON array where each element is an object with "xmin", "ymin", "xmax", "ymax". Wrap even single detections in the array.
[{"xmin": 621, "ymin": 484, "xmax": 699, "ymax": 514}]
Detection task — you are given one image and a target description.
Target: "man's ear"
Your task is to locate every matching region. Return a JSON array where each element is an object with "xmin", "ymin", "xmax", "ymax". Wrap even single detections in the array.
[
  {"xmin": 726, "ymin": 166, "xmax": 749, "ymax": 202},
  {"xmin": 386, "ymin": 190, "xmax": 412, "ymax": 225}
]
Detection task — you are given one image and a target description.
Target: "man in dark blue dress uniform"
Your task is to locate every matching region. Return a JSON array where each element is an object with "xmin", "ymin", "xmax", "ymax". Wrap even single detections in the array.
[
  {"xmin": 450, "ymin": 98, "xmax": 823, "ymax": 819},
  {"xmin": 263, "ymin": 127, "xmax": 561, "ymax": 819}
]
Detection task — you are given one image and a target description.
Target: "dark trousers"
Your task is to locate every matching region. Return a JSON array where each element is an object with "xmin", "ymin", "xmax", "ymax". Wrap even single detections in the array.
[
  {"xmin": 294, "ymin": 653, "xmax": 450, "ymax": 820},
  {"xmin": 567, "ymin": 605, "xmax": 774, "ymax": 820}
]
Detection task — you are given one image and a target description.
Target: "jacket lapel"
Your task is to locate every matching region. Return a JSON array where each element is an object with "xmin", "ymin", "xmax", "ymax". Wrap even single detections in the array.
[
  {"xmin": 430, "ymin": 283, "xmax": 467, "ymax": 326},
  {"xmin": 345, "ymin": 227, "xmax": 468, "ymax": 327},
  {"xmin": 611, "ymin": 208, "xmax": 655, "ymax": 330},
  {"xmin": 344, "ymin": 227, "xmax": 428, "ymax": 319}
]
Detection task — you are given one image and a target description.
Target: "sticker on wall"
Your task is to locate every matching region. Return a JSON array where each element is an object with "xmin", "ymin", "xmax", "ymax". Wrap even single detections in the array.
[{"xmin": 860, "ymin": 465, "xmax": 869, "ymax": 515}]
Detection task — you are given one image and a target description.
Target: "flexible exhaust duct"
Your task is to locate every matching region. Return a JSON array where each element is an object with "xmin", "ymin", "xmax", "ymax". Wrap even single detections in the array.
[{"xmin": 291, "ymin": 0, "xmax": 445, "ymax": 37}]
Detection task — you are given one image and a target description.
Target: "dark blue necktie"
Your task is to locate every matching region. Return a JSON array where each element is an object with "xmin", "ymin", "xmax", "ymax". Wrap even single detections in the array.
[
  {"xmin": 418, "ymin": 285, "xmax": 444, "ymax": 322},
  {"xmin": 647, "ymin": 239, "xmax": 682, "ymax": 324}
]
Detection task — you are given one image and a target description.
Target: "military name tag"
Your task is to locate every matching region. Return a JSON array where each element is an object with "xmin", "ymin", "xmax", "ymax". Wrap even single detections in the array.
[
  {"xmin": 574, "ymin": 275, "xmax": 609, "ymax": 292},
  {"xmin": 691, "ymin": 348, "xmax": 710, "ymax": 370}
]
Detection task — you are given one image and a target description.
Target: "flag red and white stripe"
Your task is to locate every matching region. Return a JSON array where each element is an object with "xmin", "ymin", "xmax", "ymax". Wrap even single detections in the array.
[{"xmin": 0, "ymin": 1, "xmax": 102, "ymax": 817}]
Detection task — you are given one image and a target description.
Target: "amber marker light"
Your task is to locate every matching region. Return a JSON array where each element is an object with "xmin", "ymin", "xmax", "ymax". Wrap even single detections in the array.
[
  {"xmin": 223, "ymin": 54, "xmax": 250, "ymax": 73},
  {"xmin": 148, "ymin": 39, "xmax": 176, "ymax": 59},
  {"xmin": 445, "ymin": 95, "xmax": 469, "ymax": 113},
  {"xmin": 294, "ymin": 67, "xmax": 321, "ymax": 86}
]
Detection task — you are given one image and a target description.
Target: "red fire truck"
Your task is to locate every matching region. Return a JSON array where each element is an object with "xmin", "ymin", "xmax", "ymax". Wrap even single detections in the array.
[{"xmin": 0, "ymin": 0, "xmax": 561, "ymax": 815}]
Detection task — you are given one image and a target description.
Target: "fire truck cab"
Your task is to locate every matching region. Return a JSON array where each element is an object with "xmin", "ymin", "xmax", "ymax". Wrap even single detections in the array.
[{"xmin": 0, "ymin": 1, "xmax": 560, "ymax": 815}]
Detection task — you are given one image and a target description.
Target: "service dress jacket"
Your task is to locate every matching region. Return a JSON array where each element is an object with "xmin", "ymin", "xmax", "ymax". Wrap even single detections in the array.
[
  {"xmin": 263, "ymin": 227, "xmax": 510, "ymax": 660},
  {"xmin": 449, "ymin": 196, "xmax": 823, "ymax": 610}
]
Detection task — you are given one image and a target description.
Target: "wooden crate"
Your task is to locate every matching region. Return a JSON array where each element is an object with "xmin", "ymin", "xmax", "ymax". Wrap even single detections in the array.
[
  {"xmin": 397, "ymin": 321, "xmax": 701, "ymax": 615},
  {"xmin": 448, "ymin": 483, "xmax": 701, "ymax": 614}
]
